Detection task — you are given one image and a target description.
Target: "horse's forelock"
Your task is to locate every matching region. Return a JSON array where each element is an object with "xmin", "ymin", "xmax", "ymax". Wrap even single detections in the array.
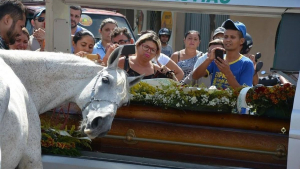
[{"xmin": 116, "ymin": 69, "xmax": 130, "ymax": 103}]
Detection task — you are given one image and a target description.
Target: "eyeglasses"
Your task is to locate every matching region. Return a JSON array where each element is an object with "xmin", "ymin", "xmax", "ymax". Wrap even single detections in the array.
[
  {"xmin": 35, "ymin": 17, "xmax": 45, "ymax": 22},
  {"xmin": 141, "ymin": 44, "xmax": 157, "ymax": 54},
  {"xmin": 113, "ymin": 39, "xmax": 130, "ymax": 45}
]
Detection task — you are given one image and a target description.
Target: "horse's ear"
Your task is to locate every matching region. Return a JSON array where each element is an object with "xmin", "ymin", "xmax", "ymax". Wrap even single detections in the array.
[
  {"xmin": 128, "ymin": 75, "xmax": 144, "ymax": 87},
  {"xmin": 107, "ymin": 46, "xmax": 123, "ymax": 69}
]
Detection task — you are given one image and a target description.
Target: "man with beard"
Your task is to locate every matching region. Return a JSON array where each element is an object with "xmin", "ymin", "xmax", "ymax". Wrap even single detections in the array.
[
  {"xmin": 70, "ymin": 5, "xmax": 87, "ymax": 53},
  {"xmin": 29, "ymin": 8, "xmax": 46, "ymax": 51},
  {"xmin": 70, "ymin": 5, "xmax": 86, "ymax": 35},
  {"xmin": 0, "ymin": 0, "xmax": 26, "ymax": 50},
  {"xmin": 192, "ymin": 19, "xmax": 254, "ymax": 89}
]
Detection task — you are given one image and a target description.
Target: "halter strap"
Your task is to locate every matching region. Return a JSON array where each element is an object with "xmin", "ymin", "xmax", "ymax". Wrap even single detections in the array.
[{"xmin": 81, "ymin": 71, "xmax": 119, "ymax": 112}]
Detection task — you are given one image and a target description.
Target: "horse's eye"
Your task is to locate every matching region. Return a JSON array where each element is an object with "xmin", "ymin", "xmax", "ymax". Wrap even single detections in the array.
[{"xmin": 102, "ymin": 77, "xmax": 109, "ymax": 84}]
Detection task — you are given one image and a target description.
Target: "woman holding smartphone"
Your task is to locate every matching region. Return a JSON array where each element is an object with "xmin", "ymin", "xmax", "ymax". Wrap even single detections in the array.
[{"xmin": 73, "ymin": 30, "xmax": 102, "ymax": 62}]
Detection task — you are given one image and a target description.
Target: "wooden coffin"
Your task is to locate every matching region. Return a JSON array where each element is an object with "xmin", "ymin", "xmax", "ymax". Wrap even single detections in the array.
[{"xmin": 41, "ymin": 104, "xmax": 290, "ymax": 169}]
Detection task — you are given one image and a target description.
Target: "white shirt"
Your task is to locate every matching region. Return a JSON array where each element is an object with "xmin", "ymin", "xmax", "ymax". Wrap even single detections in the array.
[
  {"xmin": 193, "ymin": 52, "xmax": 208, "ymax": 70},
  {"xmin": 192, "ymin": 52, "xmax": 211, "ymax": 87},
  {"xmin": 157, "ymin": 53, "xmax": 170, "ymax": 66}
]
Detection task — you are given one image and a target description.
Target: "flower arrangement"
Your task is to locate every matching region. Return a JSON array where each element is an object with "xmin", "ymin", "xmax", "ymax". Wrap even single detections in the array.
[
  {"xmin": 130, "ymin": 81, "xmax": 242, "ymax": 113},
  {"xmin": 41, "ymin": 118, "xmax": 92, "ymax": 156},
  {"xmin": 246, "ymin": 83, "xmax": 296, "ymax": 118},
  {"xmin": 130, "ymin": 80, "xmax": 296, "ymax": 118}
]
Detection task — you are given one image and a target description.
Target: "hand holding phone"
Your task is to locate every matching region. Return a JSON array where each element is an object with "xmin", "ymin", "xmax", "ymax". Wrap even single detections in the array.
[
  {"xmin": 86, "ymin": 54, "xmax": 99, "ymax": 61},
  {"xmin": 215, "ymin": 49, "xmax": 224, "ymax": 61}
]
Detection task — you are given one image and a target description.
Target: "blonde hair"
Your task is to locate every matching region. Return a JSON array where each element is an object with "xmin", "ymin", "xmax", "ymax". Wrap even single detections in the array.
[
  {"xmin": 21, "ymin": 27, "xmax": 29, "ymax": 40},
  {"xmin": 135, "ymin": 32, "xmax": 161, "ymax": 57}
]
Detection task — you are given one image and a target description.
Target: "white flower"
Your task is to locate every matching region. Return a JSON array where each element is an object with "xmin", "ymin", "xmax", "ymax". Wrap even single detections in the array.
[
  {"xmin": 208, "ymin": 86, "xmax": 218, "ymax": 94},
  {"xmin": 190, "ymin": 97, "xmax": 198, "ymax": 104},
  {"xmin": 220, "ymin": 96, "xmax": 229, "ymax": 104},
  {"xmin": 209, "ymin": 86, "xmax": 217, "ymax": 90},
  {"xmin": 176, "ymin": 103, "xmax": 181, "ymax": 107}
]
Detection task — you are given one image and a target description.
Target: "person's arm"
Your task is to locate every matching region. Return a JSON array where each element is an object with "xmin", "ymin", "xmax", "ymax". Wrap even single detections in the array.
[
  {"xmin": 253, "ymin": 73, "xmax": 259, "ymax": 86},
  {"xmin": 165, "ymin": 59, "xmax": 184, "ymax": 81},
  {"xmin": 118, "ymin": 57, "xmax": 126, "ymax": 69},
  {"xmin": 102, "ymin": 44, "xmax": 119, "ymax": 66},
  {"xmin": 192, "ymin": 59, "xmax": 211, "ymax": 80},
  {"xmin": 170, "ymin": 51, "xmax": 179, "ymax": 64},
  {"xmin": 279, "ymin": 75, "xmax": 291, "ymax": 84},
  {"xmin": 245, "ymin": 54, "xmax": 259, "ymax": 86}
]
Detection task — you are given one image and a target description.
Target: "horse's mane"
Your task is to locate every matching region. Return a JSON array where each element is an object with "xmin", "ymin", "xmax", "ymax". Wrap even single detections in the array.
[
  {"xmin": 114, "ymin": 68, "xmax": 130, "ymax": 104},
  {"xmin": 0, "ymin": 50, "xmax": 102, "ymax": 79}
]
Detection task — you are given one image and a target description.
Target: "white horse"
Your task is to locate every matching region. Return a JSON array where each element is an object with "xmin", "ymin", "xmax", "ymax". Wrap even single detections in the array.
[{"xmin": 0, "ymin": 46, "xmax": 142, "ymax": 169}]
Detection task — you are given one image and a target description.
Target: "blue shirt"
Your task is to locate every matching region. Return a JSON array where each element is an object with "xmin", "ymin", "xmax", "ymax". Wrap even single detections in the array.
[
  {"xmin": 71, "ymin": 25, "xmax": 87, "ymax": 53},
  {"xmin": 92, "ymin": 40, "xmax": 106, "ymax": 59},
  {"xmin": 207, "ymin": 55, "xmax": 254, "ymax": 89}
]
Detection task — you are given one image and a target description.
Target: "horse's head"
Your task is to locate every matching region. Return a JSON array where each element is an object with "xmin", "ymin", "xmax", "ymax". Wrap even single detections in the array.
[{"xmin": 78, "ymin": 46, "xmax": 142, "ymax": 139}]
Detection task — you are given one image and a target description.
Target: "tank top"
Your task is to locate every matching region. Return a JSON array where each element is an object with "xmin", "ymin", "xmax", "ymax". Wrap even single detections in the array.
[
  {"xmin": 125, "ymin": 57, "xmax": 155, "ymax": 79},
  {"xmin": 177, "ymin": 51, "xmax": 202, "ymax": 78}
]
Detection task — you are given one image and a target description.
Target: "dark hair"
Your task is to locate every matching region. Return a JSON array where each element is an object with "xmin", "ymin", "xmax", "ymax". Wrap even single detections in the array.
[
  {"xmin": 0, "ymin": 0, "xmax": 26, "ymax": 22},
  {"xmin": 73, "ymin": 30, "xmax": 95, "ymax": 44},
  {"xmin": 184, "ymin": 30, "xmax": 201, "ymax": 40},
  {"xmin": 100, "ymin": 18, "xmax": 118, "ymax": 31},
  {"xmin": 110, "ymin": 27, "xmax": 132, "ymax": 40},
  {"xmin": 208, "ymin": 39, "xmax": 224, "ymax": 48},
  {"xmin": 70, "ymin": 5, "xmax": 82, "ymax": 15},
  {"xmin": 22, "ymin": 27, "xmax": 29, "ymax": 40},
  {"xmin": 225, "ymin": 28, "xmax": 243, "ymax": 39}
]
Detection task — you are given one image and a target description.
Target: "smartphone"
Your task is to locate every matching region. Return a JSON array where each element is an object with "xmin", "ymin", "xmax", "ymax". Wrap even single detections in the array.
[
  {"xmin": 215, "ymin": 49, "xmax": 224, "ymax": 60},
  {"xmin": 121, "ymin": 44, "xmax": 136, "ymax": 56},
  {"xmin": 86, "ymin": 54, "xmax": 99, "ymax": 61}
]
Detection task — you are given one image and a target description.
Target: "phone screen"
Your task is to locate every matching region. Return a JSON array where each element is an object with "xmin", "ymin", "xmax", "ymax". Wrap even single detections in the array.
[{"xmin": 215, "ymin": 49, "xmax": 224, "ymax": 60}]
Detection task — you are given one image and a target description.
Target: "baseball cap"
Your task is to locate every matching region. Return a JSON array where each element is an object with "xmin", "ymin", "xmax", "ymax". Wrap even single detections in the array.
[
  {"xmin": 213, "ymin": 27, "xmax": 225, "ymax": 38},
  {"xmin": 222, "ymin": 19, "xmax": 246, "ymax": 38},
  {"xmin": 33, "ymin": 8, "xmax": 46, "ymax": 19}
]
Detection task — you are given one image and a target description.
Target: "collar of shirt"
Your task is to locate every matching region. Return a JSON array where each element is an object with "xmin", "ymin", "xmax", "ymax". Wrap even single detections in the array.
[
  {"xmin": 75, "ymin": 25, "xmax": 83, "ymax": 34},
  {"xmin": 95, "ymin": 40, "xmax": 105, "ymax": 50},
  {"xmin": 0, "ymin": 36, "xmax": 9, "ymax": 50}
]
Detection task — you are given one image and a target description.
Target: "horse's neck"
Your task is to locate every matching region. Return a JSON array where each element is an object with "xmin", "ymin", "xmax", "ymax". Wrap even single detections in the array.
[{"xmin": 0, "ymin": 50, "xmax": 102, "ymax": 113}]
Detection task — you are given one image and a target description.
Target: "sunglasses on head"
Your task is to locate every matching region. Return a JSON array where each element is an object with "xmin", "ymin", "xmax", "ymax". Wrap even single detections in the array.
[{"xmin": 35, "ymin": 17, "xmax": 45, "ymax": 22}]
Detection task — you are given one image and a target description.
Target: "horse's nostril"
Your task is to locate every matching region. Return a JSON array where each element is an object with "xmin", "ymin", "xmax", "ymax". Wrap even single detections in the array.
[{"xmin": 91, "ymin": 117, "xmax": 103, "ymax": 129}]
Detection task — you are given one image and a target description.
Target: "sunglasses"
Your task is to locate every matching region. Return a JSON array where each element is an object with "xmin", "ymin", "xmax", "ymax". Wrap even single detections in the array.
[
  {"xmin": 35, "ymin": 17, "xmax": 45, "ymax": 22},
  {"xmin": 113, "ymin": 39, "xmax": 130, "ymax": 45}
]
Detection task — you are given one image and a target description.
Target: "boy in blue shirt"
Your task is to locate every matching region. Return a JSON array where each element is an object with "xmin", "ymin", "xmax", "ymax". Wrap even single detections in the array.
[{"xmin": 192, "ymin": 19, "xmax": 254, "ymax": 89}]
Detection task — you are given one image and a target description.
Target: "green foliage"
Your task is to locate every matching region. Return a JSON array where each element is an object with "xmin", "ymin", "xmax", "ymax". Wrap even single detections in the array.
[
  {"xmin": 130, "ymin": 80, "xmax": 295, "ymax": 117},
  {"xmin": 41, "ymin": 119, "xmax": 91, "ymax": 157},
  {"xmin": 130, "ymin": 81, "xmax": 241, "ymax": 112}
]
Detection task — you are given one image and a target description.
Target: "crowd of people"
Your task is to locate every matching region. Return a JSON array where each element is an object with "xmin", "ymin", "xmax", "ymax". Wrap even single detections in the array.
[{"xmin": 1, "ymin": 0, "xmax": 288, "ymax": 90}]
